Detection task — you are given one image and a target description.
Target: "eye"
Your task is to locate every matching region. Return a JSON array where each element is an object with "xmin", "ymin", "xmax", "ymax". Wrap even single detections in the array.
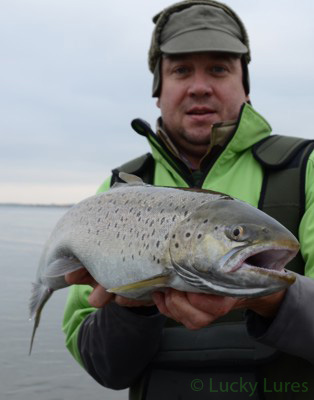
[
  {"xmin": 172, "ymin": 65, "xmax": 190, "ymax": 76},
  {"xmin": 211, "ymin": 65, "xmax": 228, "ymax": 76},
  {"xmin": 226, "ymin": 225, "xmax": 245, "ymax": 241}
]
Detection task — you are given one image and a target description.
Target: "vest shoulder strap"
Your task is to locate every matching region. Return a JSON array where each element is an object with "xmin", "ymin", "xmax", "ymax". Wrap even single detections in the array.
[
  {"xmin": 253, "ymin": 135, "xmax": 314, "ymax": 274},
  {"xmin": 111, "ymin": 153, "xmax": 155, "ymax": 185}
]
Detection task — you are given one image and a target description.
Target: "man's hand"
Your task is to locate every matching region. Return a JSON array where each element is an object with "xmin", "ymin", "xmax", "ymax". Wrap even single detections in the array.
[
  {"xmin": 152, "ymin": 288, "xmax": 287, "ymax": 330},
  {"xmin": 64, "ymin": 268, "xmax": 154, "ymax": 308}
]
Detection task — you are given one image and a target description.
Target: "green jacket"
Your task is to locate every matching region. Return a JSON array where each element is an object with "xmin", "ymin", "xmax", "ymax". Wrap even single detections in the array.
[{"xmin": 63, "ymin": 104, "xmax": 314, "ymax": 397}]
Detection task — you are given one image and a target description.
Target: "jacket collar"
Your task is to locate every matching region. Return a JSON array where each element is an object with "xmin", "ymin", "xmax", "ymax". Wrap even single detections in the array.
[{"xmin": 131, "ymin": 103, "xmax": 272, "ymax": 172}]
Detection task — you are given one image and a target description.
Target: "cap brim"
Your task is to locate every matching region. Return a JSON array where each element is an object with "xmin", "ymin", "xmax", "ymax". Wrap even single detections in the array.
[{"xmin": 160, "ymin": 29, "xmax": 248, "ymax": 55}]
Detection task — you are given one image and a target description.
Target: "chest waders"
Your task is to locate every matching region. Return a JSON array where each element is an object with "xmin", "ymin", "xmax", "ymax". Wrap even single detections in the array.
[{"xmin": 111, "ymin": 136, "xmax": 314, "ymax": 400}]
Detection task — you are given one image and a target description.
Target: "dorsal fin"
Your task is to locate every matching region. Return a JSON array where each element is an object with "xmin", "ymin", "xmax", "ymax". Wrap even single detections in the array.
[{"xmin": 119, "ymin": 172, "xmax": 144, "ymax": 185}]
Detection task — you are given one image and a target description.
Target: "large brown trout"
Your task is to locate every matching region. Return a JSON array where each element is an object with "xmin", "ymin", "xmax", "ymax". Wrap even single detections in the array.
[{"xmin": 29, "ymin": 173, "xmax": 299, "ymax": 353}]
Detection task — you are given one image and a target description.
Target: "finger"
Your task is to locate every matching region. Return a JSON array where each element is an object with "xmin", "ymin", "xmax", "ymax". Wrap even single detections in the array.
[
  {"xmin": 164, "ymin": 290, "xmax": 217, "ymax": 329},
  {"xmin": 152, "ymin": 291, "xmax": 175, "ymax": 319},
  {"xmin": 65, "ymin": 268, "xmax": 97, "ymax": 286},
  {"xmin": 88, "ymin": 285, "xmax": 114, "ymax": 308},
  {"xmin": 186, "ymin": 292, "xmax": 239, "ymax": 316}
]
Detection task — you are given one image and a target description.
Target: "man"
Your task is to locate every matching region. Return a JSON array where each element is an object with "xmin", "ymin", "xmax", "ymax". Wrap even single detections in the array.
[{"xmin": 63, "ymin": 1, "xmax": 314, "ymax": 399}]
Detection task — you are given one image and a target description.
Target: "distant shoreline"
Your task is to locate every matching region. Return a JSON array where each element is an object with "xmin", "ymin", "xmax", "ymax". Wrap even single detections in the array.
[{"xmin": 0, "ymin": 203, "xmax": 73, "ymax": 208}]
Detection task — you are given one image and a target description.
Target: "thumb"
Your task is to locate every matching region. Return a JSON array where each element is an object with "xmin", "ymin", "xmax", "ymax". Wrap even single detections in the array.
[{"xmin": 88, "ymin": 285, "xmax": 114, "ymax": 308}]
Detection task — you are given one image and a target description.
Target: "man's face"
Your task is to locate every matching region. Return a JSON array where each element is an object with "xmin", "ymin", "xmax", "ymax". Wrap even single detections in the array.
[{"xmin": 157, "ymin": 52, "xmax": 249, "ymax": 165}]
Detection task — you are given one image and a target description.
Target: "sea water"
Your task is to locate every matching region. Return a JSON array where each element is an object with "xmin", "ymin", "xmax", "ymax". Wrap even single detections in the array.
[{"xmin": 0, "ymin": 205, "xmax": 127, "ymax": 400}]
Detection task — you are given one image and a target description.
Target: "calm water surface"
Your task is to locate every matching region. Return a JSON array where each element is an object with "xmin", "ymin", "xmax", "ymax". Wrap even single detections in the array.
[{"xmin": 0, "ymin": 205, "xmax": 127, "ymax": 400}]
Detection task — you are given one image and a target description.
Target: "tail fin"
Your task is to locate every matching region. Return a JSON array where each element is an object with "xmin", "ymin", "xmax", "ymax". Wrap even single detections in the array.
[{"xmin": 29, "ymin": 282, "xmax": 53, "ymax": 355}]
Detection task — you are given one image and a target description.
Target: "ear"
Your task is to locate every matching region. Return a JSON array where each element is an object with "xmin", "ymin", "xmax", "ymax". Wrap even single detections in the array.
[{"xmin": 156, "ymin": 98, "xmax": 161, "ymax": 108}]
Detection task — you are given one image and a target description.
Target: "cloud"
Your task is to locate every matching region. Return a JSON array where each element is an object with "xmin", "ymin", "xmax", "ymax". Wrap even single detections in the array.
[{"xmin": 0, "ymin": 0, "xmax": 313, "ymax": 203}]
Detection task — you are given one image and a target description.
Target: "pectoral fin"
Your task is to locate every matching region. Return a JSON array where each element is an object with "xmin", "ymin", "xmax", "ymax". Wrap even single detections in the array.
[{"xmin": 107, "ymin": 275, "xmax": 169, "ymax": 293}]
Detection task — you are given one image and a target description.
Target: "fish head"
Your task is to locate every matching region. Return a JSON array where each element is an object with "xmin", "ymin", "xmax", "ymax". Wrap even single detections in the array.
[{"xmin": 169, "ymin": 198, "xmax": 299, "ymax": 297}]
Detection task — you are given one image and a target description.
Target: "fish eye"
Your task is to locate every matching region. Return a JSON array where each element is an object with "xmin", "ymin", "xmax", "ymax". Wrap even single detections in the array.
[{"xmin": 226, "ymin": 225, "xmax": 245, "ymax": 241}]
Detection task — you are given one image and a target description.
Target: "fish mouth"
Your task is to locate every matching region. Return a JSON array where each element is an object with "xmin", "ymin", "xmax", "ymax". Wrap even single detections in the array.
[{"xmin": 227, "ymin": 244, "xmax": 298, "ymax": 281}]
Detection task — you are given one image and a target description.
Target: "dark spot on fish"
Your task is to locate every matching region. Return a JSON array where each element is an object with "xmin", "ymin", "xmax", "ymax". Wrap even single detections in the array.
[
  {"xmin": 197, "ymin": 234, "xmax": 202, "ymax": 239},
  {"xmin": 88, "ymin": 229, "xmax": 90, "ymax": 233},
  {"xmin": 115, "ymin": 223, "xmax": 118, "ymax": 228},
  {"xmin": 186, "ymin": 218, "xmax": 190, "ymax": 223},
  {"xmin": 146, "ymin": 244, "xmax": 149, "ymax": 250},
  {"xmin": 120, "ymin": 249, "xmax": 124, "ymax": 254},
  {"xmin": 128, "ymin": 242, "xmax": 132, "ymax": 247},
  {"xmin": 125, "ymin": 200, "xmax": 129, "ymax": 205},
  {"xmin": 150, "ymin": 220, "xmax": 154, "ymax": 227},
  {"xmin": 160, "ymin": 209, "xmax": 164, "ymax": 213},
  {"xmin": 186, "ymin": 233, "xmax": 191, "ymax": 238},
  {"xmin": 184, "ymin": 211, "xmax": 188, "ymax": 217},
  {"xmin": 123, "ymin": 256, "xmax": 125, "ymax": 262},
  {"xmin": 156, "ymin": 241, "xmax": 160, "ymax": 248},
  {"xmin": 145, "ymin": 219, "xmax": 149, "ymax": 224},
  {"xmin": 132, "ymin": 255, "xmax": 134, "ymax": 260},
  {"xmin": 107, "ymin": 223, "xmax": 111, "ymax": 228},
  {"xmin": 152, "ymin": 229, "xmax": 155, "ymax": 236},
  {"xmin": 130, "ymin": 228, "xmax": 133, "ymax": 233},
  {"xmin": 123, "ymin": 235, "xmax": 126, "ymax": 240},
  {"xmin": 138, "ymin": 217, "xmax": 141, "ymax": 222},
  {"xmin": 115, "ymin": 208, "xmax": 119, "ymax": 213},
  {"xmin": 142, "ymin": 234, "xmax": 145, "ymax": 240},
  {"xmin": 175, "ymin": 243, "xmax": 179, "ymax": 248},
  {"xmin": 98, "ymin": 200, "xmax": 101, "ymax": 204},
  {"xmin": 160, "ymin": 217, "xmax": 165, "ymax": 225},
  {"xmin": 105, "ymin": 211, "xmax": 109, "ymax": 218},
  {"xmin": 98, "ymin": 218, "xmax": 101, "ymax": 223},
  {"xmin": 215, "ymin": 226, "xmax": 218, "ymax": 230},
  {"xmin": 137, "ymin": 212, "xmax": 141, "ymax": 217},
  {"xmin": 203, "ymin": 219, "xmax": 208, "ymax": 224},
  {"xmin": 153, "ymin": 255, "xmax": 156, "ymax": 261},
  {"xmin": 96, "ymin": 230, "xmax": 99, "ymax": 235},
  {"xmin": 98, "ymin": 208, "xmax": 102, "ymax": 212},
  {"xmin": 139, "ymin": 250, "xmax": 141, "ymax": 256},
  {"xmin": 164, "ymin": 233, "xmax": 169, "ymax": 240},
  {"xmin": 130, "ymin": 207, "xmax": 133, "ymax": 213},
  {"xmin": 157, "ymin": 259, "xmax": 160, "ymax": 264},
  {"xmin": 117, "ymin": 232, "xmax": 120, "ymax": 238},
  {"xmin": 172, "ymin": 215, "xmax": 176, "ymax": 222},
  {"xmin": 147, "ymin": 207, "xmax": 152, "ymax": 211},
  {"xmin": 98, "ymin": 241, "xmax": 101, "ymax": 246},
  {"xmin": 172, "ymin": 234, "xmax": 176, "ymax": 239}
]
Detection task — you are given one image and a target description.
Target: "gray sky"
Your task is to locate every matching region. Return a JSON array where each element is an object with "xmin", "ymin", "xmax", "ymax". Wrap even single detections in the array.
[{"xmin": 1, "ymin": 0, "xmax": 313, "ymax": 204}]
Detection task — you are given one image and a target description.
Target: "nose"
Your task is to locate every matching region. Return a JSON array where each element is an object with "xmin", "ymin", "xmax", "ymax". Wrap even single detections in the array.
[{"xmin": 187, "ymin": 72, "xmax": 213, "ymax": 98}]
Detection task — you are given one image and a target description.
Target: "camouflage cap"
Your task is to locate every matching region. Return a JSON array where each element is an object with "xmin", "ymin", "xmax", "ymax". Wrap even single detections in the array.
[{"xmin": 149, "ymin": 0, "xmax": 251, "ymax": 97}]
